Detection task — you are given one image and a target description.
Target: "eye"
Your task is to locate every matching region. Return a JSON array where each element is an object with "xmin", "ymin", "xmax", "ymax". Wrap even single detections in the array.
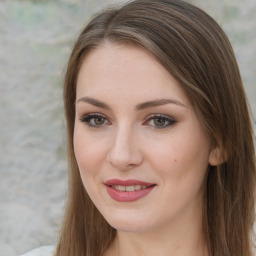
[
  {"xmin": 79, "ymin": 113, "xmax": 110, "ymax": 128},
  {"xmin": 144, "ymin": 114, "xmax": 176, "ymax": 129}
]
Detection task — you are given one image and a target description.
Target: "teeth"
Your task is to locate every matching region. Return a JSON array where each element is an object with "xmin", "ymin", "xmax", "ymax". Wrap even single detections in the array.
[
  {"xmin": 134, "ymin": 185, "xmax": 141, "ymax": 190},
  {"xmin": 112, "ymin": 185, "xmax": 148, "ymax": 191},
  {"xmin": 126, "ymin": 186, "xmax": 135, "ymax": 192},
  {"xmin": 117, "ymin": 185, "xmax": 126, "ymax": 191}
]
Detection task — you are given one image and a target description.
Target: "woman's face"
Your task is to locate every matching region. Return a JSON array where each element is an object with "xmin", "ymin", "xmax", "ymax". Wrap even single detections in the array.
[{"xmin": 74, "ymin": 43, "xmax": 215, "ymax": 233}]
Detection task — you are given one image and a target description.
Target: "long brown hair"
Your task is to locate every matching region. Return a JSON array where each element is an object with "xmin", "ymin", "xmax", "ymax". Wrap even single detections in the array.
[{"xmin": 55, "ymin": 0, "xmax": 256, "ymax": 255}]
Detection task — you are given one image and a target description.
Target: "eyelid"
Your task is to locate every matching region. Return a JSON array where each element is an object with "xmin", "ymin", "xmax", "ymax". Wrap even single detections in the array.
[
  {"xmin": 79, "ymin": 112, "xmax": 106, "ymax": 120},
  {"xmin": 144, "ymin": 113, "xmax": 176, "ymax": 128},
  {"xmin": 79, "ymin": 112, "xmax": 111, "ymax": 127},
  {"xmin": 79, "ymin": 112, "xmax": 176, "ymax": 129}
]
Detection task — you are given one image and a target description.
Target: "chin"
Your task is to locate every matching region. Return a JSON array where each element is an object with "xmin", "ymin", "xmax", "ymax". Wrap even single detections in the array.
[
  {"xmin": 103, "ymin": 212, "xmax": 156, "ymax": 233},
  {"xmin": 109, "ymin": 222, "xmax": 151, "ymax": 233}
]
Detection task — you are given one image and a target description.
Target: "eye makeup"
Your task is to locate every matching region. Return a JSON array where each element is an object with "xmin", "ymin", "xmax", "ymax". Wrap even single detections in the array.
[
  {"xmin": 79, "ymin": 113, "xmax": 110, "ymax": 128},
  {"xmin": 79, "ymin": 112, "xmax": 176, "ymax": 130},
  {"xmin": 144, "ymin": 114, "xmax": 176, "ymax": 129}
]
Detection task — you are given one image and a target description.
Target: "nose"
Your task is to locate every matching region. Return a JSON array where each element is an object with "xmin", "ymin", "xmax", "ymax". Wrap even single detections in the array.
[{"xmin": 107, "ymin": 126, "xmax": 143, "ymax": 171}]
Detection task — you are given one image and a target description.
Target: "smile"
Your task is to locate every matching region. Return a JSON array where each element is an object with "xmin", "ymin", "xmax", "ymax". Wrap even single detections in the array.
[
  {"xmin": 105, "ymin": 179, "xmax": 156, "ymax": 202},
  {"xmin": 111, "ymin": 185, "xmax": 148, "ymax": 191}
]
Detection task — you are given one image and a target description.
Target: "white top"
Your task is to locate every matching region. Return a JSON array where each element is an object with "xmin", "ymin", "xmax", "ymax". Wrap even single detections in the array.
[
  {"xmin": 19, "ymin": 245, "xmax": 256, "ymax": 255},
  {"xmin": 20, "ymin": 246, "xmax": 55, "ymax": 256}
]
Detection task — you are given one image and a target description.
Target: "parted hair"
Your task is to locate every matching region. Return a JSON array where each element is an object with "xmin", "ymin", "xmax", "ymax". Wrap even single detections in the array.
[{"xmin": 55, "ymin": 0, "xmax": 256, "ymax": 256}]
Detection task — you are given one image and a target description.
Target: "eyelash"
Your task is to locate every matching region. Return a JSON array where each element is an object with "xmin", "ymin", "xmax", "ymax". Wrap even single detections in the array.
[
  {"xmin": 79, "ymin": 113, "xmax": 110, "ymax": 128},
  {"xmin": 79, "ymin": 113, "xmax": 176, "ymax": 129},
  {"xmin": 144, "ymin": 114, "xmax": 176, "ymax": 129}
]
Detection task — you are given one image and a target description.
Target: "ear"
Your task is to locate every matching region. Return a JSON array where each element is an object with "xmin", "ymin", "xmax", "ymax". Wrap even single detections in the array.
[{"xmin": 209, "ymin": 147, "xmax": 225, "ymax": 166}]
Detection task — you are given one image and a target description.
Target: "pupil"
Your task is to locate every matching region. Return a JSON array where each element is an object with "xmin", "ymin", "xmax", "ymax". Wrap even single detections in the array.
[{"xmin": 154, "ymin": 118, "xmax": 165, "ymax": 126}]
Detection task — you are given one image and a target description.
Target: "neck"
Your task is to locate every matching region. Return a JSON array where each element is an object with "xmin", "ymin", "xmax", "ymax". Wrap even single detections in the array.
[{"xmin": 104, "ymin": 201, "xmax": 208, "ymax": 256}]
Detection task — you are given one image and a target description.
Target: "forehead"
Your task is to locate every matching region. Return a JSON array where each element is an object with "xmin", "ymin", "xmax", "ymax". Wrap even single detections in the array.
[{"xmin": 76, "ymin": 43, "xmax": 189, "ymax": 106}]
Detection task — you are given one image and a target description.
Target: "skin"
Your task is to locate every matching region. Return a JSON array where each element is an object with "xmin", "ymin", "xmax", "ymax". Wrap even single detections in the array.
[{"xmin": 74, "ymin": 43, "xmax": 215, "ymax": 256}]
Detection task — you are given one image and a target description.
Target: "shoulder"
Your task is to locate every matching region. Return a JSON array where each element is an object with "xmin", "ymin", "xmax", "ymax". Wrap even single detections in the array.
[{"xmin": 20, "ymin": 246, "xmax": 55, "ymax": 256}]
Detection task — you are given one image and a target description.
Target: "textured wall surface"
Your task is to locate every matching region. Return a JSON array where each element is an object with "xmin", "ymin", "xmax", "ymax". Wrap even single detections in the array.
[{"xmin": 0, "ymin": 0, "xmax": 255, "ymax": 255}]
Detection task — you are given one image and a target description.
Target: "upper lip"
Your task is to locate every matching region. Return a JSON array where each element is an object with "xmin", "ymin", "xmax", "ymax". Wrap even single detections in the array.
[{"xmin": 104, "ymin": 179, "xmax": 155, "ymax": 187}]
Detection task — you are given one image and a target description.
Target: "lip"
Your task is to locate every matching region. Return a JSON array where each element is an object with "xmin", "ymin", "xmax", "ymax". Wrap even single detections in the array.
[
  {"xmin": 104, "ymin": 179, "xmax": 156, "ymax": 202},
  {"xmin": 105, "ymin": 179, "xmax": 154, "ymax": 186}
]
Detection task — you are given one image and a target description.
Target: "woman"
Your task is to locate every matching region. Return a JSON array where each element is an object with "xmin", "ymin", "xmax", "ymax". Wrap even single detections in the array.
[{"xmin": 21, "ymin": 0, "xmax": 256, "ymax": 255}]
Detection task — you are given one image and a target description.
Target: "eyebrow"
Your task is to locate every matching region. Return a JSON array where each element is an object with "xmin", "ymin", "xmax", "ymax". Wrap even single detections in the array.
[
  {"xmin": 76, "ymin": 96, "xmax": 111, "ymax": 109},
  {"xmin": 76, "ymin": 96, "xmax": 187, "ymax": 110},
  {"xmin": 136, "ymin": 98, "xmax": 186, "ymax": 110}
]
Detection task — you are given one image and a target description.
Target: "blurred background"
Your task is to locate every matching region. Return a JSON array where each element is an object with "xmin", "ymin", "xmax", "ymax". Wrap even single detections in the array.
[{"xmin": 0, "ymin": 0, "xmax": 255, "ymax": 255}]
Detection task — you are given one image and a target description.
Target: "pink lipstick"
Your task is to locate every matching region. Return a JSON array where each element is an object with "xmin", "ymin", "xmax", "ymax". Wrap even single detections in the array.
[{"xmin": 104, "ymin": 179, "xmax": 156, "ymax": 202}]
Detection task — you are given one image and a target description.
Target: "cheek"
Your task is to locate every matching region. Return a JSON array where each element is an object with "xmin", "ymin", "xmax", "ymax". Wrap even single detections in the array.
[
  {"xmin": 150, "ymin": 133, "xmax": 210, "ymax": 214},
  {"xmin": 148, "ymin": 129, "xmax": 210, "ymax": 181},
  {"xmin": 74, "ymin": 127, "xmax": 96, "ymax": 176},
  {"xmin": 73, "ymin": 125, "xmax": 110, "ymax": 184},
  {"xmin": 73, "ymin": 133, "xmax": 100, "ymax": 201}
]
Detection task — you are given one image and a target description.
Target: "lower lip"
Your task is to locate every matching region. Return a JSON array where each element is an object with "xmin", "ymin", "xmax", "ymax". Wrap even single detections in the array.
[{"xmin": 105, "ymin": 185, "xmax": 155, "ymax": 202}]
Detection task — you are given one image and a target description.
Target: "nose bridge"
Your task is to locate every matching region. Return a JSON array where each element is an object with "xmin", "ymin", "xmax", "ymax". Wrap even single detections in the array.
[{"xmin": 107, "ymin": 122, "xmax": 142, "ymax": 170}]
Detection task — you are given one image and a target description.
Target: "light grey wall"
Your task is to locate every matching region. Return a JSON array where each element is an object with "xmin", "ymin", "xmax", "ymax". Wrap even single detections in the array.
[{"xmin": 0, "ymin": 0, "xmax": 255, "ymax": 255}]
